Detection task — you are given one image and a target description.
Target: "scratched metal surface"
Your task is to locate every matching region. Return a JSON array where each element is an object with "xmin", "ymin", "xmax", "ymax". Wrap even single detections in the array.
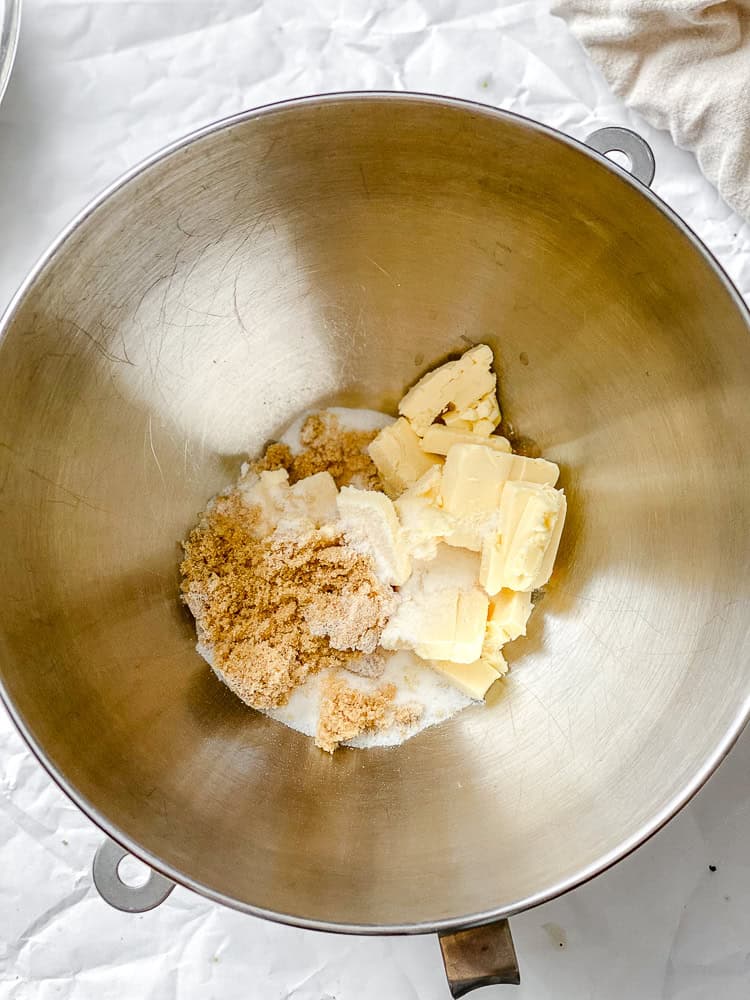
[{"xmin": 1, "ymin": 2, "xmax": 750, "ymax": 998}]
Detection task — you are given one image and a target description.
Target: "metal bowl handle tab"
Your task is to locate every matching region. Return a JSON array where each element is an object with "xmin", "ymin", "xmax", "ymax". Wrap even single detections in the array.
[
  {"xmin": 439, "ymin": 919, "xmax": 520, "ymax": 996},
  {"xmin": 93, "ymin": 837, "xmax": 175, "ymax": 913},
  {"xmin": 585, "ymin": 126, "xmax": 655, "ymax": 187}
]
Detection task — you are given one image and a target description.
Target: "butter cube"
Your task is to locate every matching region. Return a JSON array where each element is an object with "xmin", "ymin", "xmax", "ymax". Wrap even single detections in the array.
[
  {"xmin": 442, "ymin": 389, "xmax": 502, "ymax": 435},
  {"xmin": 420, "ymin": 544, "xmax": 482, "ymax": 593},
  {"xmin": 441, "ymin": 416, "xmax": 496, "ymax": 435},
  {"xmin": 386, "ymin": 586, "xmax": 488, "ymax": 664},
  {"xmin": 431, "ymin": 657, "xmax": 501, "ymax": 699},
  {"xmin": 440, "ymin": 444, "xmax": 560, "ymax": 550},
  {"xmin": 381, "ymin": 546, "xmax": 487, "ymax": 663},
  {"xmin": 422, "ymin": 424, "xmax": 511, "ymax": 457},
  {"xmin": 287, "ymin": 471, "xmax": 338, "ymax": 526},
  {"xmin": 480, "ymin": 482, "xmax": 566, "ymax": 594},
  {"xmin": 536, "ymin": 490, "xmax": 567, "ymax": 587},
  {"xmin": 395, "ymin": 466, "xmax": 451, "ymax": 560},
  {"xmin": 450, "ymin": 590, "xmax": 491, "ymax": 664},
  {"xmin": 410, "ymin": 590, "xmax": 461, "ymax": 660},
  {"xmin": 482, "ymin": 590, "xmax": 532, "ymax": 668},
  {"xmin": 398, "ymin": 344, "xmax": 496, "ymax": 435},
  {"xmin": 368, "ymin": 418, "xmax": 442, "ymax": 499},
  {"xmin": 489, "ymin": 651, "xmax": 510, "ymax": 676},
  {"xmin": 440, "ymin": 445, "xmax": 508, "ymax": 550},
  {"xmin": 240, "ymin": 468, "xmax": 290, "ymax": 530},
  {"xmin": 337, "ymin": 486, "xmax": 412, "ymax": 586},
  {"xmin": 252, "ymin": 468, "xmax": 289, "ymax": 504},
  {"xmin": 487, "ymin": 589, "xmax": 532, "ymax": 643},
  {"xmin": 381, "ymin": 588, "xmax": 458, "ymax": 656}
]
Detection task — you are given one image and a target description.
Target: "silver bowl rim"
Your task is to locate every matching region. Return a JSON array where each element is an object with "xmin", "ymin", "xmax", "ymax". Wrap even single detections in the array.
[
  {"xmin": 0, "ymin": 0, "xmax": 21, "ymax": 107},
  {"xmin": 1, "ymin": 91, "xmax": 749, "ymax": 936}
]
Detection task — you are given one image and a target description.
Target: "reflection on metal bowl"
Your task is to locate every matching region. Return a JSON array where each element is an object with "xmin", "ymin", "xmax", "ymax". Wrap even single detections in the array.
[{"xmin": 0, "ymin": 0, "xmax": 21, "ymax": 106}]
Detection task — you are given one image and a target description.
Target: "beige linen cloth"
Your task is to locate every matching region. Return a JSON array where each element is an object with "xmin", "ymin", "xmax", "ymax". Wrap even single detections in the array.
[{"xmin": 552, "ymin": 1, "xmax": 750, "ymax": 222}]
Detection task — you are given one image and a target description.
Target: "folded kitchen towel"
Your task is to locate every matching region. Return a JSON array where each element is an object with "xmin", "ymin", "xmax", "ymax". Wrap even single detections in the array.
[{"xmin": 552, "ymin": 0, "xmax": 750, "ymax": 222}]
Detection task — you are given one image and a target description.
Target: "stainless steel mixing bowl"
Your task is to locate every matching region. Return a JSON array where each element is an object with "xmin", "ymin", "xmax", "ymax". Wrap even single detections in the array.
[
  {"xmin": 1, "ymin": 96, "xmax": 750, "ymax": 964},
  {"xmin": 0, "ymin": 0, "xmax": 21, "ymax": 106}
]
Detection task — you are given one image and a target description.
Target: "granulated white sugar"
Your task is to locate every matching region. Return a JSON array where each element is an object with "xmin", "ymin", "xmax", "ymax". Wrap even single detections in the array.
[{"xmin": 267, "ymin": 649, "xmax": 471, "ymax": 748}]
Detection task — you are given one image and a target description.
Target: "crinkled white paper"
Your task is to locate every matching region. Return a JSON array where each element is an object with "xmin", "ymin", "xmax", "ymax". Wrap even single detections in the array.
[{"xmin": 1, "ymin": 1, "xmax": 750, "ymax": 997}]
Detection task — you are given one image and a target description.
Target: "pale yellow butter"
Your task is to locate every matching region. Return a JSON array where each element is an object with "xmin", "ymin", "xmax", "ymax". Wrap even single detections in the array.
[
  {"xmin": 442, "ymin": 389, "xmax": 502, "ymax": 436},
  {"xmin": 410, "ymin": 590, "xmax": 461, "ymax": 660},
  {"xmin": 381, "ymin": 546, "xmax": 488, "ymax": 663},
  {"xmin": 442, "ymin": 417, "xmax": 497, "ymax": 435},
  {"xmin": 286, "ymin": 471, "xmax": 338, "ymax": 526},
  {"xmin": 239, "ymin": 468, "xmax": 290, "ymax": 531},
  {"xmin": 394, "ymin": 466, "xmax": 451, "ymax": 560},
  {"xmin": 381, "ymin": 588, "xmax": 457, "ymax": 656},
  {"xmin": 487, "ymin": 589, "xmax": 533, "ymax": 643},
  {"xmin": 431, "ymin": 657, "xmax": 502, "ymax": 699},
  {"xmin": 451, "ymin": 590, "xmax": 491, "ymax": 663},
  {"xmin": 536, "ymin": 490, "xmax": 567, "ymax": 587},
  {"xmin": 398, "ymin": 344, "xmax": 496, "ymax": 435},
  {"xmin": 337, "ymin": 486, "xmax": 412, "ymax": 586},
  {"xmin": 389, "ymin": 585, "xmax": 488, "ymax": 664},
  {"xmin": 480, "ymin": 481, "xmax": 566, "ymax": 594},
  {"xmin": 482, "ymin": 590, "xmax": 532, "ymax": 669},
  {"xmin": 440, "ymin": 443, "xmax": 560, "ymax": 550},
  {"xmin": 368, "ymin": 417, "xmax": 441, "ymax": 499},
  {"xmin": 440, "ymin": 444, "xmax": 507, "ymax": 550},
  {"xmin": 421, "ymin": 424, "xmax": 511, "ymax": 457}
]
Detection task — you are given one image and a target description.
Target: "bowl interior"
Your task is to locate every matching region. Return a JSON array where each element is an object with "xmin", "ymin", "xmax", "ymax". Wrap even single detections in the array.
[{"xmin": 1, "ymin": 96, "xmax": 750, "ymax": 929}]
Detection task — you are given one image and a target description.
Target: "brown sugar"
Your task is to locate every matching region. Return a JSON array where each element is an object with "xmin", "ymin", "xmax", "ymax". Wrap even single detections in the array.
[
  {"xmin": 252, "ymin": 412, "xmax": 382, "ymax": 490},
  {"xmin": 394, "ymin": 703, "xmax": 424, "ymax": 729},
  {"xmin": 316, "ymin": 673, "xmax": 397, "ymax": 753},
  {"xmin": 252, "ymin": 441, "xmax": 294, "ymax": 473},
  {"xmin": 180, "ymin": 491, "xmax": 393, "ymax": 711}
]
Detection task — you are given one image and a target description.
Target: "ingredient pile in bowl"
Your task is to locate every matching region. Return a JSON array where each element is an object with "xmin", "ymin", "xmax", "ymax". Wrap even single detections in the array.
[{"xmin": 180, "ymin": 345, "xmax": 566, "ymax": 752}]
